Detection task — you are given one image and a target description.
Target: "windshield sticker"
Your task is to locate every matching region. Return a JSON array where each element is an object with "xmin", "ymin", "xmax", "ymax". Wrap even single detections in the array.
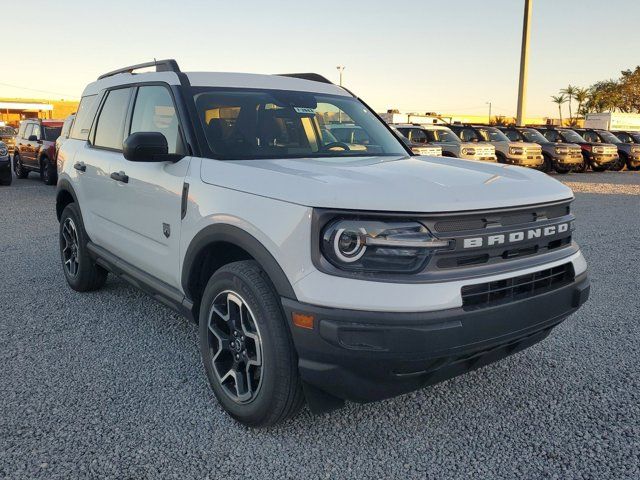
[{"xmin": 293, "ymin": 107, "xmax": 316, "ymax": 115}]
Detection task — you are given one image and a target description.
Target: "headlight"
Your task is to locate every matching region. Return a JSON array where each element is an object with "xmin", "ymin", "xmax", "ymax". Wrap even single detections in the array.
[
  {"xmin": 631, "ymin": 147, "xmax": 640, "ymax": 155},
  {"xmin": 411, "ymin": 147, "xmax": 425, "ymax": 155},
  {"xmin": 0, "ymin": 146, "xmax": 7, "ymax": 156},
  {"xmin": 461, "ymin": 147, "xmax": 475, "ymax": 155},
  {"xmin": 509, "ymin": 147, "xmax": 524, "ymax": 155},
  {"xmin": 593, "ymin": 146, "xmax": 605, "ymax": 154},
  {"xmin": 555, "ymin": 146, "xmax": 569, "ymax": 154},
  {"xmin": 321, "ymin": 219, "xmax": 451, "ymax": 273}
]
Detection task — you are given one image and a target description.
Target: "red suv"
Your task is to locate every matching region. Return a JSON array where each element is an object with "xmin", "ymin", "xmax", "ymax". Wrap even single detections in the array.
[{"xmin": 13, "ymin": 119, "xmax": 63, "ymax": 185}]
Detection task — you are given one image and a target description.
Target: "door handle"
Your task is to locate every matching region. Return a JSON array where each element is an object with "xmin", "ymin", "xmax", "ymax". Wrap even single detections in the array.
[
  {"xmin": 73, "ymin": 162, "xmax": 86, "ymax": 172},
  {"xmin": 110, "ymin": 171, "xmax": 129, "ymax": 183}
]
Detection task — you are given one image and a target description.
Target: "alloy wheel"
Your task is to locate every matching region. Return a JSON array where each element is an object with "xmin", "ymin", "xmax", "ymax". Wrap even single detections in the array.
[
  {"xmin": 61, "ymin": 218, "xmax": 80, "ymax": 277},
  {"xmin": 207, "ymin": 290, "xmax": 263, "ymax": 404}
]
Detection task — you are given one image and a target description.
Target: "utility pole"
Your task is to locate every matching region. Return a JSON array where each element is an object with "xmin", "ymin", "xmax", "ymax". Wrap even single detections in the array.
[
  {"xmin": 486, "ymin": 101, "xmax": 492, "ymax": 124},
  {"xmin": 336, "ymin": 65, "xmax": 345, "ymax": 86},
  {"xmin": 336, "ymin": 65, "xmax": 345, "ymax": 123},
  {"xmin": 516, "ymin": 0, "xmax": 533, "ymax": 126}
]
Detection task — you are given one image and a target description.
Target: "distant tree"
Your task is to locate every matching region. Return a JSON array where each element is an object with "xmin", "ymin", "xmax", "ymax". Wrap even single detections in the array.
[
  {"xmin": 574, "ymin": 88, "xmax": 590, "ymax": 119},
  {"xmin": 551, "ymin": 94, "xmax": 567, "ymax": 125},
  {"xmin": 560, "ymin": 85, "xmax": 577, "ymax": 123}
]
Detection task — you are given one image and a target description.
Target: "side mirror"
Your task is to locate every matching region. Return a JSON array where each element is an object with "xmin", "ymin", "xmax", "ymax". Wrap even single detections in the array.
[
  {"xmin": 123, "ymin": 132, "xmax": 171, "ymax": 162},
  {"xmin": 28, "ymin": 135, "xmax": 38, "ymax": 141}
]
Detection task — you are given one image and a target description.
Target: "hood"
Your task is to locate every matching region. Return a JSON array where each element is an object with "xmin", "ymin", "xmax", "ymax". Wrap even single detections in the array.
[{"xmin": 200, "ymin": 155, "xmax": 573, "ymax": 213}]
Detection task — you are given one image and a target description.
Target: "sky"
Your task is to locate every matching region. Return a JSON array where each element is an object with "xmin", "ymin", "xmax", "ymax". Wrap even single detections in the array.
[{"xmin": 2, "ymin": 0, "xmax": 639, "ymax": 118}]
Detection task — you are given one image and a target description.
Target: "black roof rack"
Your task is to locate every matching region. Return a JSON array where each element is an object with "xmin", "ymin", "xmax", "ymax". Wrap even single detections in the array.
[
  {"xmin": 98, "ymin": 59, "xmax": 181, "ymax": 80},
  {"xmin": 276, "ymin": 73, "xmax": 333, "ymax": 84}
]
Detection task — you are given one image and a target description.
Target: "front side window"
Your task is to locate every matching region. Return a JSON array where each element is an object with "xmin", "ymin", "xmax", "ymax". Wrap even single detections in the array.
[
  {"xmin": 476, "ymin": 127, "xmax": 510, "ymax": 142},
  {"xmin": 542, "ymin": 130, "xmax": 560, "ymax": 142},
  {"xmin": 558, "ymin": 129, "xmax": 586, "ymax": 143},
  {"xmin": 93, "ymin": 88, "xmax": 132, "ymax": 150},
  {"xmin": 130, "ymin": 86, "xmax": 185, "ymax": 154},
  {"xmin": 520, "ymin": 129, "xmax": 549, "ymax": 143},
  {"xmin": 425, "ymin": 128, "xmax": 461, "ymax": 143},
  {"xmin": 504, "ymin": 130, "xmax": 521, "ymax": 141},
  {"xmin": 23, "ymin": 124, "xmax": 33, "ymax": 139},
  {"xmin": 456, "ymin": 127, "xmax": 482, "ymax": 142},
  {"xmin": 581, "ymin": 131, "xmax": 599, "ymax": 143},
  {"xmin": 193, "ymin": 88, "xmax": 405, "ymax": 159},
  {"xmin": 407, "ymin": 128, "xmax": 428, "ymax": 144}
]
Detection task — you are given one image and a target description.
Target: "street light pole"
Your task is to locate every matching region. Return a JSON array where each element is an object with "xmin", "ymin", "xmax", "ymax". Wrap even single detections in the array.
[
  {"xmin": 516, "ymin": 0, "xmax": 533, "ymax": 126},
  {"xmin": 486, "ymin": 101, "xmax": 492, "ymax": 124}
]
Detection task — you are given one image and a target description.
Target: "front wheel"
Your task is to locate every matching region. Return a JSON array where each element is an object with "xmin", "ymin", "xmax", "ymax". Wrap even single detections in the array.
[
  {"xmin": 541, "ymin": 153, "xmax": 553, "ymax": 173},
  {"xmin": 199, "ymin": 260, "xmax": 304, "ymax": 427},
  {"xmin": 13, "ymin": 152, "xmax": 29, "ymax": 179},
  {"xmin": 609, "ymin": 154, "xmax": 626, "ymax": 172}
]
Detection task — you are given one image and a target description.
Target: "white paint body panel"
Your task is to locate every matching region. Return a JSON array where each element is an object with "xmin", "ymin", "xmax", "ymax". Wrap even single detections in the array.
[{"xmin": 58, "ymin": 70, "xmax": 584, "ymax": 314}]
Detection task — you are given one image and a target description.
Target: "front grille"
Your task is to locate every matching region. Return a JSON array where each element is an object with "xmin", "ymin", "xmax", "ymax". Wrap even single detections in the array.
[{"xmin": 461, "ymin": 263, "xmax": 574, "ymax": 310}]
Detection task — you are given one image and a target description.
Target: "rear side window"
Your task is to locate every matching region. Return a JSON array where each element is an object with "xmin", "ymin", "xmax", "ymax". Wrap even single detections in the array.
[
  {"xmin": 130, "ymin": 86, "xmax": 184, "ymax": 154},
  {"xmin": 70, "ymin": 94, "xmax": 99, "ymax": 140},
  {"xmin": 93, "ymin": 88, "xmax": 132, "ymax": 150}
]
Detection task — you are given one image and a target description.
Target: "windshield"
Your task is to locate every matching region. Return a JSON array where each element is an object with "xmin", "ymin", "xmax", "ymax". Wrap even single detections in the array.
[
  {"xmin": 192, "ymin": 88, "xmax": 406, "ymax": 159},
  {"xmin": 476, "ymin": 127, "xmax": 510, "ymax": 142},
  {"xmin": 425, "ymin": 127, "xmax": 461, "ymax": 143},
  {"xmin": 632, "ymin": 133, "xmax": 640, "ymax": 143},
  {"xmin": 0, "ymin": 126, "xmax": 15, "ymax": 136},
  {"xmin": 558, "ymin": 129, "xmax": 586, "ymax": 143},
  {"xmin": 521, "ymin": 129, "xmax": 549, "ymax": 143},
  {"xmin": 598, "ymin": 131, "xmax": 622, "ymax": 144},
  {"xmin": 43, "ymin": 126, "xmax": 62, "ymax": 141}
]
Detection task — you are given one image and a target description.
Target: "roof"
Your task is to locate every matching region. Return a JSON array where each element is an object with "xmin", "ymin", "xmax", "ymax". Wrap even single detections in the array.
[{"xmin": 83, "ymin": 71, "xmax": 350, "ymax": 98}]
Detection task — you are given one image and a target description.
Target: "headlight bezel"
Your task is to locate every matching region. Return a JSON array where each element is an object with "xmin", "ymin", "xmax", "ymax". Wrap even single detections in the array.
[
  {"xmin": 461, "ymin": 147, "xmax": 476, "ymax": 156},
  {"xmin": 312, "ymin": 210, "xmax": 453, "ymax": 278}
]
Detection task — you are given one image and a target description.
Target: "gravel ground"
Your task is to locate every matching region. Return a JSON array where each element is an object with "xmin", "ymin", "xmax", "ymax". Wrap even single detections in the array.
[{"xmin": 1, "ymin": 171, "xmax": 639, "ymax": 479}]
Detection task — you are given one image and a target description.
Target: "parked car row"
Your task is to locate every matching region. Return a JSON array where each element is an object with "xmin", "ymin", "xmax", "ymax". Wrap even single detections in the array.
[{"xmin": 389, "ymin": 122, "xmax": 640, "ymax": 173}]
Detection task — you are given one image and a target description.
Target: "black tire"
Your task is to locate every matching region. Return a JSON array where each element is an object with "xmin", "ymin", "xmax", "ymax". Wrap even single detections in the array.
[
  {"xmin": 59, "ymin": 203, "xmax": 108, "ymax": 292},
  {"xmin": 0, "ymin": 170, "xmax": 12, "ymax": 186},
  {"xmin": 40, "ymin": 157, "xmax": 57, "ymax": 185},
  {"xmin": 554, "ymin": 163, "xmax": 571, "ymax": 174},
  {"xmin": 592, "ymin": 164, "xmax": 608, "ymax": 172},
  {"xmin": 541, "ymin": 153, "xmax": 553, "ymax": 173},
  {"xmin": 199, "ymin": 260, "xmax": 304, "ymax": 427},
  {"xmin": 13, "ymin": 152, "xmax": 29, "ymax": 179},
  {"xmin": 610, "ymin": 153, "xmax": 626, "ymax": 172}
]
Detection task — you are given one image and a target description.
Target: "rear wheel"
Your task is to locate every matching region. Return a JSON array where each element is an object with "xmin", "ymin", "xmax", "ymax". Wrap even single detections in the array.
[
  {"xmin": 199, "ymin": 260, "xmax": 304, "ymax": 427},
  {"xmin": 59, "ymin": 203, "xmax": 108, "ymax": 292},
  {"xmin": 13, "ymin": 152, "xmax": 29, "ymax": 179},
  {"xmin": 40, "ymin": 157, "xmax": 57, "ymax": 185}
]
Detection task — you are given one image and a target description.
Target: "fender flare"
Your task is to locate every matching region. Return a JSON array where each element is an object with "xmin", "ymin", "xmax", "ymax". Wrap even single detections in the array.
[
  {"xmin": 55, "ymin": 178, "xmax": 80, "ymax": 220},
  {"xmin": 182, "ymin": 224, "xmax": 297, "ymax": 301}
]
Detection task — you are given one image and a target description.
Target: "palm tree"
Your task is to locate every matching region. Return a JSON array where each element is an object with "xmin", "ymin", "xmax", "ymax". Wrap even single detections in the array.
[
  {"xmin": 551, "ymin": 94, "xmax": 567, "ymax": 125},
  {"xmin": 574, "ymin": 88, "xmax": 590, "ymax": 119},
  {"xmin": 560, "ymin": 85, "xmax": 577, "ymax": 123}
]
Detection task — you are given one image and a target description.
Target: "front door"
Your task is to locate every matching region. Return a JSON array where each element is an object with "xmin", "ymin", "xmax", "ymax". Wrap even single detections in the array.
[{"xmin": 105, "ymin": 84, "xmax": 191, "ymax": 288}]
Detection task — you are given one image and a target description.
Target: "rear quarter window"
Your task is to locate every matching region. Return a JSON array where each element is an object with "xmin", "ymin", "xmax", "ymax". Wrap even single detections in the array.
[{"xmin": 70, "ymin": 94, "xmax": 99, "ymax": 140}]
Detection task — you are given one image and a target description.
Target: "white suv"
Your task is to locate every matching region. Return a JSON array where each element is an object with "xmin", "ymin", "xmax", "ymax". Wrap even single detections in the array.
[{"xmin": 56, "ymin": 60, "xmax": 590, "ymax": 427}]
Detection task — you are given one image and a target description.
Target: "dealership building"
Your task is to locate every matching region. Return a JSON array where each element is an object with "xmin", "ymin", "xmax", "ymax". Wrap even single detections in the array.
[{"xmin": 0, "ymin": 99, "xmax": 79, "ymax": 127}]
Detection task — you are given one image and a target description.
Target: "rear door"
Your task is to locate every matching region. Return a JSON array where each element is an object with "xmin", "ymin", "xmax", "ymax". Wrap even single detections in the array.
[
  {"xmin": 21, "ymin": 124, "xmax": 35, "ymax": 165},
  {"xmin": 105, "ymin": 84, "xmax": 191, "ymax": 287},
  {"xmin": 72, "ymin": 87, "xmax": 134, "ymax": 247}
]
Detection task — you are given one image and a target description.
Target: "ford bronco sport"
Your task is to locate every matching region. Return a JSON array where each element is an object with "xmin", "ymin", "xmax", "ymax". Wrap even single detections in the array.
[
  {"xmin": 612, "ymin": 131, "xmax": 640, "ymax": 170},
  {"xmin": 14, "ymin": 119, "xmax": 63, "ymax": 185},
  {"xmin": 574, "ymin": 128, "xmax": 633, "ymax": 171},
  {"xmin": 56, "ymin": 60, "xmax": 590, "ymax": 427}
]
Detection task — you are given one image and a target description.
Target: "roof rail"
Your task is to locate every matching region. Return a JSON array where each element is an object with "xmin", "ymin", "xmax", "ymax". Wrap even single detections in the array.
[
  {"xmin": 276, "ymin": 73, "xmax": 333, "ymax": 84},
  {"xmin": 98, "ymin": 59, "xmax": 181, "ymax": 80}
]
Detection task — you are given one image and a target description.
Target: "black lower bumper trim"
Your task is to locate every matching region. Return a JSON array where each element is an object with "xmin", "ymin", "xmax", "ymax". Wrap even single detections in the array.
[{"xmin": 283, "ymin": 273, "xmax": 589, "ymax": 404}]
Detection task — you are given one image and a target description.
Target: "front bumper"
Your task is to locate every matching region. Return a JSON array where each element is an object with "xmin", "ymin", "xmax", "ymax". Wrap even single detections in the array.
[
  {"xmin": 506, "ymin": 154, "xmax": 544, "ymax": 167},
  {"xmin": 283, "ymin": 272, "xmax": 589, "ymax": 403},
  {"xmin": 555, "ymin": 153, "xmax": 583, "ymax": 165},
  {"xmin": 470, "ymin": 155, "xmax": 497, "ymax": 162},
  {"xmin": 589, "ymin": 153, "xmax": 618, "ymax": 166}
]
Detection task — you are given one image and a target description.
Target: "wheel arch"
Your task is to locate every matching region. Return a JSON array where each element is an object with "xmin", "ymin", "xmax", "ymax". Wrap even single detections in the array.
[
  {"xmin": 182, "ymin": 224, "xmax": 297, "ymax": 319},
  {"xmin": 56, "ymin": 179, "xmax": 79, "ymax": 221}
]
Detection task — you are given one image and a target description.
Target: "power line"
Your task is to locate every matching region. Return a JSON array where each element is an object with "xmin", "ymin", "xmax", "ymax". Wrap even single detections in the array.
[{"xmin": 0, "ymin": 82, "xmax": 79, "ymax": 99}]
